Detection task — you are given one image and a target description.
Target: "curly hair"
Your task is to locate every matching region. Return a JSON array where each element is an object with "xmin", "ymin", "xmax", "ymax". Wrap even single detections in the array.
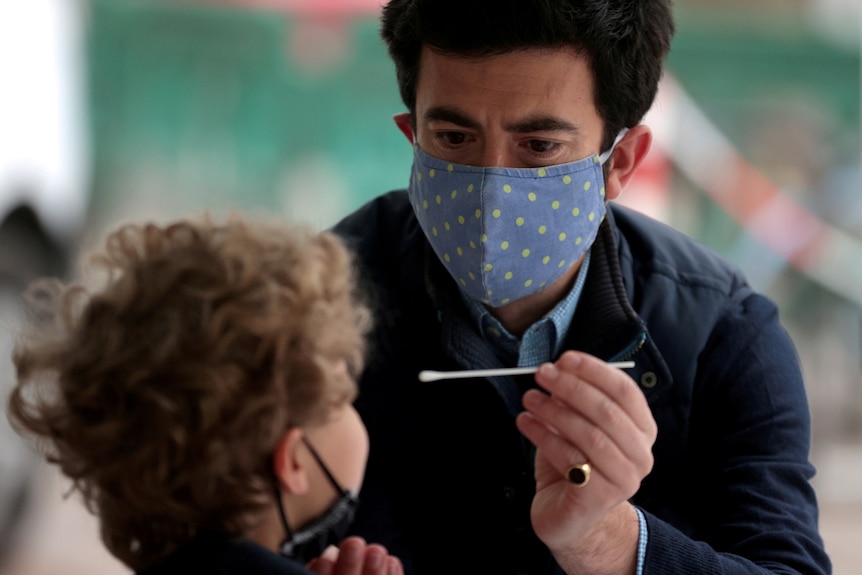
[{"xmin": 6, "ymin": 213, "xmax": 372, "ymax": 570}]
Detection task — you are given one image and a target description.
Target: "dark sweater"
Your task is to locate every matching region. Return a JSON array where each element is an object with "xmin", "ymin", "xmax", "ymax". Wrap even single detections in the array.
[
  {"xmin": 333, "ymin": 191, "xmax": 831, "ymax": 575},
  {"xmin": 137, "ymin": 532, "xmax": 312, "ymax": 575}
]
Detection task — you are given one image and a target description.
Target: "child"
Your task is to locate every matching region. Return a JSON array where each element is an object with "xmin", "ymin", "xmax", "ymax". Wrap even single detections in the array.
[{"xmin": 6, "ymin": 213, "xmax": 402, "ymax": 575}]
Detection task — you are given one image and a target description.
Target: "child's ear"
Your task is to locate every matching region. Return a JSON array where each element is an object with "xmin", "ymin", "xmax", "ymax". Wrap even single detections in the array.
[{"xmin": 272, "ymin": 428, "xmax": 309, "ymax": 495}]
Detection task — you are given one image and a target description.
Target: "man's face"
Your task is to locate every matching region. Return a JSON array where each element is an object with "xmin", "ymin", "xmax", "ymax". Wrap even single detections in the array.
[{"xmin": 409, "ymin": 46, "xmax": 604, "ymax": 169}]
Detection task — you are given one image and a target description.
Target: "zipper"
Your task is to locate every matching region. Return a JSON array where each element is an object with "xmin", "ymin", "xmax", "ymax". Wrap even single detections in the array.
[{"xmin": 611, "ymin": 331, "xmax": 647, "ymax": 362}]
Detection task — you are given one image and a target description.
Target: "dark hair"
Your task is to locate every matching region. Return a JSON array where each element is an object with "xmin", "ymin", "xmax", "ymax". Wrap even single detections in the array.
[
  {"xmin": 380, "ymin": 0, "xmax": 675, "ymax": 150},
  {"xmin": 7, "ymin": 214, "xmax": 371, "ymax": 570}
]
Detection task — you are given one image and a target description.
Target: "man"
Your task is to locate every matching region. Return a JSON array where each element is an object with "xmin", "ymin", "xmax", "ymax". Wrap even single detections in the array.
[{"xmin": 332, "ymin": 1, "xmax": 831, "ymax": 573}]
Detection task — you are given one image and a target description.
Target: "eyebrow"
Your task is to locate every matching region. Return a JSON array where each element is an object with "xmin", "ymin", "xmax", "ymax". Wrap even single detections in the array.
[
  {"xmin": 422, "ymin": 106, "xmax": 579, "ymax": 135},
  {"xmin": 504, "ymin": 116, "xmax": 580, "ymax": 135},
  {"xmin": 423, "ymin": 106, "xmax": 480, "ymax": 130}
]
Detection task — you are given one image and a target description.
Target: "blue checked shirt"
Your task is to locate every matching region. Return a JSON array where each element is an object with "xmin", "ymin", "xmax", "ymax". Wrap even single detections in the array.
[{"xmin": 458, "ymin": 252, "xmax": 648, "ymax": 574}]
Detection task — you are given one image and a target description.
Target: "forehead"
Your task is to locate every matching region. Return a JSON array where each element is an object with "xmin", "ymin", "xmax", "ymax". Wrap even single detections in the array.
[{"xmin": 414, "ymin": 46, "xmax": 600, "ymax": 127}]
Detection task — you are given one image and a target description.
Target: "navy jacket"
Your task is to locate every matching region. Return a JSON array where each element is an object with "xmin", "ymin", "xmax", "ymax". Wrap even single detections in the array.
[
  {"xmin": 137, "ymin": 531, "xmax": 312, "ymax": 575},
  {"xmin": 333, "ymin": 191, "xmax": 831, "ymax": 575}
]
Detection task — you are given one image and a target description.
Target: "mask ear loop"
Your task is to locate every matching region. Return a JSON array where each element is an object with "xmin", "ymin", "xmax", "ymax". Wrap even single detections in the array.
[
  {"xmin": 598, "ymin": 128, "xmax": 629, "ymax": 165},
  {"xmin": 300, "ymin": 436, "xmax": 350, "ymax": 497},
  {"xmin": 274, "ymin": 468, "xmax": 295, "ymax": 541},
  {"xmin": 273, "ymin": 435, "xmax": 350, "ymax": 547}
]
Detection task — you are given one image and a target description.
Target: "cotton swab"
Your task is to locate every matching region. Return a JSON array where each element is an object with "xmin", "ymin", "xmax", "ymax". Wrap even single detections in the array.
[{"xmin": 418, "ymin": 361, "xmax": 636, "ymax": 382}]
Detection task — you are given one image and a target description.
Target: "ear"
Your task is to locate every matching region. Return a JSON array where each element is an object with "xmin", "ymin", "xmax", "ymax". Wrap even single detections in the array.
[
  {"xmin": 272, "ymin": 428, "xmax": 310, "ymax": 495},
  {"xmin": 604, "ymin": 124, "xmax": 652, "ymax": 201},
  {"xmin": 393, "ymin": 112, "xmax": 415, "ymax": 143}
]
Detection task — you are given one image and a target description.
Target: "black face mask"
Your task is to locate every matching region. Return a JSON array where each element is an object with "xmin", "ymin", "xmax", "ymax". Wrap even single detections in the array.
[{"xmin": 276, "ymin": 436, "xmax": 359, "ymax": 564}]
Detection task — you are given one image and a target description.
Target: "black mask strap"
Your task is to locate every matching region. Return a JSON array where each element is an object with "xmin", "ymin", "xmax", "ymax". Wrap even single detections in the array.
[
  {"xmin": 272, "ymin": 435, "xmax": 348, "ymax": 541},
  {"xmin": 273, "ymin": 470, "xmax": 294, "ymax": 540},
  {"xmin": 300, "ymin": 436, "xmax": 349, "ymax": 497}
]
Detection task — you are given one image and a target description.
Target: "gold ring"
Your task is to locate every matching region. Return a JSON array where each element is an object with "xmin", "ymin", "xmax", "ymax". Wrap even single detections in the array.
[{"xmin": 566, "ymin": 463, "xmax": 591, "ymax": 487}]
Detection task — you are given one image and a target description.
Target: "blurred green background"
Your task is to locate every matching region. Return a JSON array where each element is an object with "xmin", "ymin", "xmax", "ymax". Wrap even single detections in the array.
[{"xmin": 85, "ymin": 0, "xmax": 861, "ymax": 230}]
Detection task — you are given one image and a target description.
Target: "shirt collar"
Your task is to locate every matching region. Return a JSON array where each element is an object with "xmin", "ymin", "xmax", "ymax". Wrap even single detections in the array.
[{"xmin": 459, "ymin": 252, "xmax": 591, "ymax": 364}]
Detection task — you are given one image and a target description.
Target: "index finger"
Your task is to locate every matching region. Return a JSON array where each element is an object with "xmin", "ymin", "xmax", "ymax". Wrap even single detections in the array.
[{"xmin": 537, "ymin": 351, "xmax": 655, "ymax": 435}]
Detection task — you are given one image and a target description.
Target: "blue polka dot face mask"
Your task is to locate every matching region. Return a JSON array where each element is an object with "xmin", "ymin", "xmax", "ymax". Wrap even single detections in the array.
[{"xmin": 407, "ymin": 135, "xmax": 624, "ymax": 307}]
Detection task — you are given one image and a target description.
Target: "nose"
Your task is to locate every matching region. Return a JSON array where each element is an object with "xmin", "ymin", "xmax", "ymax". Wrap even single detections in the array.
[{"xmin": 478, "ymin": 140, "xmax": 511, "ymax": 168}]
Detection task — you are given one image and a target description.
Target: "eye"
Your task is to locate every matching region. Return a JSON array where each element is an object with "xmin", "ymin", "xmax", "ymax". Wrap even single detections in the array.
[
  {"xmin": 435, "ymin": 131, "xmax": 468, "ymax": 147},
  {"xmin": 525, "ymin": 140, "xmax": 560, "ymax": 154}
]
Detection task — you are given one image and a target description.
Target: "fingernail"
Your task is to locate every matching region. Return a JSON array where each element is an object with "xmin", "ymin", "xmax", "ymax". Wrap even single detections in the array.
[
  {"xmin": 539, "ymin": 363, "xmax": 559, "ymax": 379},
  {"xmin": 343, "ymin": 540, "xmax": 363, "ymax": 563},
  {"xmin": 320, "ymin": 545, "xmax": 339, "ymax": 561},
  {"xmin": 367, "ymin": 549, "xmax": 383, "ymax": 569},
  {"xmin": 523, "ymin": 389, "xmax": 542, "ymax": 407},
  {"xmin": 561, "ymin": 352, "xmax": 582, "ymax": 369}
]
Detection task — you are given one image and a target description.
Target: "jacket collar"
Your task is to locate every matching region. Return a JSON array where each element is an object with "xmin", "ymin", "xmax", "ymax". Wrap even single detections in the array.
[
  {"xmin": 423, "ymin": 205, "xmax": 673, "ymax": 405},
  {"xmin": 569, "ymin": 207, "xmax": 673, "ymax": 405}
]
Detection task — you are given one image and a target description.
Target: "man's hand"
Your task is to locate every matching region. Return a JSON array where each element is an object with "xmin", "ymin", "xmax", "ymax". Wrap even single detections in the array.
[
  {"xmin": 515, "ymin": 351, "xmax": 657, "ymax": 575},
  {"xmin": 306, "ymin": 537, "xmax": 404, "ymax": 575}
]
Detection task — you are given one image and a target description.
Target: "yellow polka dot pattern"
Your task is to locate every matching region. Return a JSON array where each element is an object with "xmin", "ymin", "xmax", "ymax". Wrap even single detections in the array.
[{"xmin": 407, "ymin": 147, "xmax": 607, "ymax": 307}]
